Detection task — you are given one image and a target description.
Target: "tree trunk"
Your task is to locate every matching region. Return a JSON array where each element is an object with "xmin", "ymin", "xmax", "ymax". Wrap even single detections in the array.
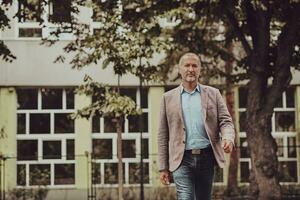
[
  {"xmin": 246, "ymin": 79, "xmax": 282, "ymax": 199},
  {"xmin": 116, "ymin": 117, "xmax": 124, "ymax": 200}
]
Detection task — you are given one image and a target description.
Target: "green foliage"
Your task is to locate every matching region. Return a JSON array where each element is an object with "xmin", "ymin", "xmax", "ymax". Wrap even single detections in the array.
[{"xmin": 71, "ymin": 75, "xmax": 141, "ymax": 120}]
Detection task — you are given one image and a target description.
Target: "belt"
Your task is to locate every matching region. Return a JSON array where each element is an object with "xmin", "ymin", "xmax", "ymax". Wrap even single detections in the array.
[{"xmin": 185, "ymin": 147, "xmax": 212, "ymax": 155}]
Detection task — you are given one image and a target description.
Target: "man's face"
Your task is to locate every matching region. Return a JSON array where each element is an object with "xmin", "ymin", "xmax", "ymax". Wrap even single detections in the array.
[{"xmin": 179, "ymin": 56, "xmax": 201, "ymax": 83}]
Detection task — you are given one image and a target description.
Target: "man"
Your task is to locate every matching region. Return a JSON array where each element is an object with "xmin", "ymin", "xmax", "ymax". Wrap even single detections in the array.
[{"xmin": 157, "ymin": 53, "xmax": 235, "ymax": 200}]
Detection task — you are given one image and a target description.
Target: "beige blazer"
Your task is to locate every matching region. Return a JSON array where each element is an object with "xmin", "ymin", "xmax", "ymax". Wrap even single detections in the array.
[{"xmin": 157, "ymin": 84, "xmax": 235, "ymax": 172}]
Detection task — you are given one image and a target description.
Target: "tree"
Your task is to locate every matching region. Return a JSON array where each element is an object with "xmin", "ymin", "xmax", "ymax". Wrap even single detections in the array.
[
  {"xmin": 0, "ymin": 0, "xmax": 16, "ymax": 62},
  {"xmin": 148, "ymin": 0, "xmax": 300, "ymax": 199}
]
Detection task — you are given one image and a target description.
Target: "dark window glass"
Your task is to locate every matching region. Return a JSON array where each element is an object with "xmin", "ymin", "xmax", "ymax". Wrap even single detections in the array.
[
  {"xmin": 213, "ymin": 166, "xmax": 223, "ymax": 183},
  {"xmin": 66, "ymin": 89, "xmax": 74, "ymax": 109},
  {"xmin": 287, "ymin": 137, "xmax": 297, "ymax": 158},
  {"xmin": 42, "ymin": 89, "xmax": 62, "ymax": 109},
  {"xmin": 30, "ymin": 113, "xmax": 50, "ymax": 134},
  {"xmin": 19, "ymin": 28, "xmax": 42, "ymax": 37},
  {"xmin": 275, "ymin": 94, "xmax": 283, "ymax": 108},
  {"xmin": 18, "ymin": 0, "xmax": 42, "ymax": 22},
  {"xmin": 17, "ymin": 89, "xmax": 38, "ymax": 109},
  {"xmin": 92, "ymin": 115, "xmax": 101, "ymax": 133},
  {"xmin": 66, "ymin": 139, "xmax": 75, "ymax": 160},
  {"xmin": 54, "ymin": 113, "xmax": 74, "ymax": 133},
  {"xmin": 17, "ymin": 113, "xmax": 26, "ymax": 134},
  {"xmin": 164, "ymin": 86, "xmax": 177, "ymax": 92},
  {"xmin": 128, "ymin": 113, "xmax": 148, "ymax": 132},
  {"xmin": 49, "ymin": 0, "xmax": 71, "ymax": 23},
  {"xmin": 238, "ymin": 87, "xmax": 248, "ymax": 108},
  {"xmin": 17, "ymin": 140, "xmax": 38, "ymax": 160},
  {"xmin": 240, "ymin": 162, "xmax": 250, "ymax": 183},
  {"xmin": 93, "ymin": 139, "xmax": 112, "ymax": 159},
  {"xmin": 278, "ymin": 161, "xmax": 297, "ymax": 182},
  {"xmin": 240, "ymin": 138, "xmax": 250, "ymax": 158},
  {"xmin": 286, "ymin": 88, "xmax": 295, "ymax": 108},
  {"xmin": 92, "ymin": 163, "xmax": 101, "ymax": 184},
  {"xmin": 275, "ymin": 138, "xmax": 284, "ymax": 157},
  {"xmin": 43, "ymin": 141, "xmax": 61, "ymax": 159},
  {"xmin": 141, "ymin": 88, "xmax": 148, "ymax": 108},
  {"xmin": 54, "ymin": 164, "xmax": 75, "ymax": 185},
  {"xmin": 275, "ymin": 111, "xmax": 295, "ymax": 132},
  {"xmin": 129, "ymin": 163, "xmax": 149, "ymax": 184},
  {"xmin": 120, "ymin": 88, "xmax": 136, "ymax": 102},
  {"xmin": 142, "ymin": 139, "xmax": 149, "ymax": 159},
  {"xmin": 122, "ymin": 140, "xmax": 136, "ymax": 158},
  {"xmin": 104, "ymin": 116, "xmax": 124, "ymax": 133},
  {"xmin": 29, "ymin": 164, "xmax": 51, "ymax": 186},
  {"xmin": 17, "ymin": 164, "xmax": 26, "ymax": 186},
  {"xmin": 104, "ymin": 163, "xmax": 124, "ymax": 184},
  {"xmin": 239, "ymin": 112, "xmax": 246, "ymax": 132}
]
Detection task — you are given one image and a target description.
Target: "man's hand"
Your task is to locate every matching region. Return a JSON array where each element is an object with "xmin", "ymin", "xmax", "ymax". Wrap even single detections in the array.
[
  {"xmin": 222, "ymin": 139, "xmax": 234, "ymax": 153},
  {"xmin": 159, "ymin": 170, "xmax": 171, "ymax": 185}
]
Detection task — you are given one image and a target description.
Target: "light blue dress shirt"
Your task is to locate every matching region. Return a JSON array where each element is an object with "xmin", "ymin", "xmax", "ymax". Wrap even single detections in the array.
[{"xmin": 180, "ymin": 84, "xmax": 211, "ymax": 150}]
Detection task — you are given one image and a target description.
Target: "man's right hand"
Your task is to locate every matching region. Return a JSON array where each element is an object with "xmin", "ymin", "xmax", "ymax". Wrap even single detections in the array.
[{"xmin": 159, "ymin": 170, "xmax": 171, "ymax": 185}]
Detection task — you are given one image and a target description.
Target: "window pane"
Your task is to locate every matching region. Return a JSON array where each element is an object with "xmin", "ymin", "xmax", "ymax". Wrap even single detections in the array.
[
  {"xmin": 17, "ymin": 89, "xmax": 38, "ymax": 109},
  {"xmin": 17, "ymin": 140, "xmax": 38, "ymax": 160},
  {"xmin": 240, "ymin": 138, "xmax": 250, "ymax": 158},
  {"xmin": 286, "ymin": 88, "xmax": 295, "ymax": 108},
  {"xmin": 213, "ymin": 166, "xmax": 223, "ymax": 183},
  {"xmin": 240, "ymin": 162, "xmax": 250, "ymax": 183},
  {"xmin": 129, "ymin": 163, "xmax": 149, "ymax": 184},
  {"xmin": 275, "ymin": 138, "xmax": 284, "ymax": 157},
  {"xmin": 128, "ymin": 113, "xmax": 148, "ymax": 132},
  {"xmin": 275, "ymin": 111, "xmax": 295, "ymax": 131},
  {"xmin": 30, "ymin": 113, "xmax": 50, "ymax": 134},
  {"xmin": 17, "ymin": 164, "xmax": 26, "ymax": 186},
  {"xmin": 42, "ymin": 89, "xmax": 62, "ymax": 109},
  {"xmin": 238, "ymin": 87, "xmax": 248, "ymax": 108},
  {"xmin": 92, "ymin": 115, "xmax": 100, "ymax": 133},
  {"xmin": 120, "ymin": 88, "xmax": 136, "ymax": 102},
  {"xmin": 17, "ymin": 113, "xmax": 26, "ymax": 134},
  {"xmin": 66, "ymin": 139, "xmax": 75, "ymax": 160},
  {"xmin": 19, "ymin": 28, "xmax": 42, "ymax": 37},
  {"xmin": 122, "ymin": 140, "xmax": 136, "ymax": 158},
  {"xmin": 93, "ymin": 139, "xmax": 112, "ymax": 159},
  {"xmin": 29, "ymin": 164, "xmax": 51, "ymax": 185},
  {"xmin": 104, "ymin": 116, "xmax": 124, "ymax": 133},
  {"xmin": 287, "ymin": 137, "xmax": 297, "ymax": 158},
  {"xmin": 18, "ymin": 0, "xmax": 42, "ymax": 22},
  {"xmin": 239, "ymin": 112, "xmax": 246, "ymax": 132},
  {"xmin": 275, "ymin": 94, "xmax": 283, "ymax": 108},
  {"xmin": 54, "ymin": 113, "xmax": 74, "ymax": 133},
  {"xmin": 92, "ymin": 163, "xmax": 101, "ymax": 184},
  {"xmin": 43, "ymin": 141, "xmax": 61, "ymax": 159},
  {"xmin": 54, "ymin": 164, "xmax": 75, "ymax": 185},
  {"xmin": 66, "ymin": 89, "xmax": 74, "ymax": 109},
  {"xmin": 142, "ymin": 139, "xmax": 149, "ymax": 159},
  {"xmin": 141, "ymin": 88, "xmax": 148, "ymax": 108},
  {"xmin": 104, "ymin": 163, "xmax": 125, "ymax": 184},
  {"xmin": 278, "ymin": 161, "xmax": 297, "ymax": 182},
  {"xmin": 50, "ymin": 0, "xmax": 71, "ymax": 23}
]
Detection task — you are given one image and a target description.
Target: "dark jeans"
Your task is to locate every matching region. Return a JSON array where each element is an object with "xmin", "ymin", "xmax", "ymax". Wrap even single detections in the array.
[{"xmin": 172, "ymin": 148, "xmax": 215, "ymax": 200}]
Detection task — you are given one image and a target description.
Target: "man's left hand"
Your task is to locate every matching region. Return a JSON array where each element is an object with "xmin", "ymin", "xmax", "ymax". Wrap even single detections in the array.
[{"xmin": 222, "ymin": 139, "xmax": 233, "ymax": 153}]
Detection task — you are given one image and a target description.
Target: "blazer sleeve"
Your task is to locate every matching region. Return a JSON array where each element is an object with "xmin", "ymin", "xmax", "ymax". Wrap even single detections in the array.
[
  {"xmin": 157, "ymin": 95, "xmax": 169, "ymax": 171},
  {"xmin": 216, "ymin": 89, "xmax": 236, "ymax": 144}
]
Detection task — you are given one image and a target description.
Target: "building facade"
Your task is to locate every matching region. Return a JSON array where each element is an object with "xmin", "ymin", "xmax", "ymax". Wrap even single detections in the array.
[{"xmin": 1, "ymin": 1, "xmax": 300, "ymax": 199}]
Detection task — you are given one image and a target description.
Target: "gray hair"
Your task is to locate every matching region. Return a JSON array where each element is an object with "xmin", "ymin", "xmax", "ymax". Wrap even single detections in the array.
[{"xmin": 178, "ymin": 52, "xmax": 201, "ymax": 67}]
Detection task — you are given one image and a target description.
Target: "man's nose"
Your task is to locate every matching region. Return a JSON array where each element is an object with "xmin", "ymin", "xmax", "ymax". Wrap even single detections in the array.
[{"xmin": 187, "ymin": 65, "xmax": 194, "ymax": 71}]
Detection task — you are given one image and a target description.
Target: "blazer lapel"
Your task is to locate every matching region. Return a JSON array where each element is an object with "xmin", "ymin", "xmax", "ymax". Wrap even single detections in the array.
[
  {"xmin": 200, "ymin": 84, "xmax": 208, "ymax": 121},
  {"xmin": 175, "ymin": 86, "xmax": 185, "ymax": 125}
]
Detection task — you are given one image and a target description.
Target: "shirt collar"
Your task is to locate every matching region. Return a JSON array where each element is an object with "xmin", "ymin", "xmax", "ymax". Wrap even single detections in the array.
[{"xmin": 180, "ymin": 83, "xmax": 201, "ymax": 94}]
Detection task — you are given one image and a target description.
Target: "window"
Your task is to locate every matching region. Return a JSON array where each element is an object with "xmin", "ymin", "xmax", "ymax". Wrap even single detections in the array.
[
  {"xmin": 18, "ymin": 0, "xmax": 42, "ymax": 22},
  {"xmin": 16, "ymin": 88, "xmax": 75, "ymax": 187},
  {"xmin": 238, "ymin": 87, "xmax": 298, "ymax": 183},
  {"xmin": 91, "ymin": 87, "xmax": 150, "ymax": 185},
  {"xmin": 49, "ymin": 0, "xmax": 71, "ymax": 23}
]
